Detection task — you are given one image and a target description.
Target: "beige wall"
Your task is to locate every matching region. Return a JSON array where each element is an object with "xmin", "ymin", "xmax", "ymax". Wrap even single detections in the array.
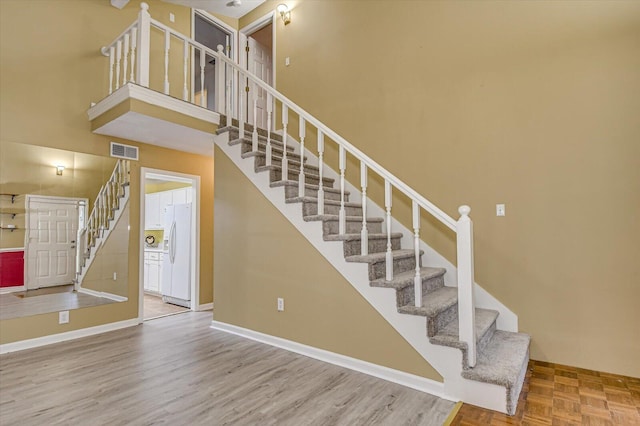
[
  {"xmin": 239, "ymin": 1, "xmax": 640, "ymax": 377},
  {"xmin": 213, "ymin": 146, "xmax": 442, "ymax": 381},
  {"xmin": 0, "ymin": 0, "xmax": 214, "ymax": 343}
]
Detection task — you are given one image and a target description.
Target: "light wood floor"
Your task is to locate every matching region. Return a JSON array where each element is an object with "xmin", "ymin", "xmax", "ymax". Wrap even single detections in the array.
[
  {"xmin": 0, "ymin": 311, "xmax": 455, "ymax": 425},
  {"xmin": 0, "ymin": 286, "xmax": 116, "ymax": 320},
  {"xmin": 143, "ymin": 293, "xmax": 189, "ymax": 320}
]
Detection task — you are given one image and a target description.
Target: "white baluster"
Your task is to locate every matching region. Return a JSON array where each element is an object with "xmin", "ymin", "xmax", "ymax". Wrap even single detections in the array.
[
  {"xmin": 413, "ymin": 201, "xmax": 422, "ymax": 307},
  {"xmin": 199, "ymin": 48, "xmax": 206, "ymax": 107},
  {"xmin": 281, "ymin": 104, "xmax": 288, "ymax": 181},
  {"xmin": 226, "ymin": 79, "xmax": 232, "ymax": 123},
  {"xmin": 115, "ymin": 40, "xmax": 122, "ymax": 90},
  {"xmin": 298, "ymin": 117, "xmax": 306, "ymax": 197},
  {"xmin": 164, "ymin": 30, "xmax": 170, "ymax": 94},
  {"xmin": 457, "ymin": 205, "xmax": 476, "ymax": 367},
  {"xmin": 130, "ymin": 27, "xmax": 137, "ymax": 83},
  {"xmin": 252, "ymin": 82, "xmax": 258, "ymax": 152},
  {"xmin": 266, "ymin": 93, "xmax": 272, "ymax": 166},
  {"xmin": 122, "ymin": 33, "xmax": 129, "ymax": 85},
  {"xmin": 238, "ymin": 86, "xmax": 244, "ymax": 136},
  {"xmin": 385, "ymin": 180, "xmax": 393, "ymax": 281},
  {"xmin": 136, "ymin": 3, "xmax": 150, "ymax": 87},
  {"xmin": 215, "ymin": 45, "xmax": 226, "ymax": 114},
  {"xmin": 182, "ymin": 40, "xmax": 189, "ymax": 101},
  {"xmin": 108, "ymin": 46, "xmax": 115, "ymax": 95},
  {"xmin": 339, "ymin": 146, "xmax": 346, "ymax": 235},
  {"xmin": 360, "ymin": 162, "xmax": 368, "ymax": 256},
  {"xmin": 317, "ymin": 131, "xmax": 325, "ymax": 215}
]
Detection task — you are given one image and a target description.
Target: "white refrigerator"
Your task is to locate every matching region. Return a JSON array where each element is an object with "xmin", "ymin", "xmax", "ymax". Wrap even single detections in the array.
[{"xmin": 162, "ymin": 203, "xmax": 191, "ymax": 308}]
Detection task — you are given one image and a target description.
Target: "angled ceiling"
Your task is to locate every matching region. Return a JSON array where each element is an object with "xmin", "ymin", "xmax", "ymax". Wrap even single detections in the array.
[{"xmin": 161, "ymin": 0, "xmax": 267, "ymax": 19}]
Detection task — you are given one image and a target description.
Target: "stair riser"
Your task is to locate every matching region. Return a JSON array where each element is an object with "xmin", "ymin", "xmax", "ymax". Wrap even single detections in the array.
[
  {"xmin": 283, "ymin": 185, "xmax": 347, "ymax": 202},
  {"xmin": 368, "ymin": 256, "xmax": 420, "ymax": 281},
  {"xmin": 227, "ymin": 128, "xmax": 286, "ymax": 145},
  {"xmin": 302, "ymin": 202, "xmax": 362, "ymax": 217},
  {"xmin": 255, "ymin": 155, "xmax": 318, "ymax": 175},
  {"xmin": 267, "ymin": 168, "xmax": 334, "ymax": 188},
  {"xmin": 395, "ymin": 274, "xmax": 446, "ymax": 308},
  {"xmin": 477, "ymin": 321, "xmax": 497, "ymax": 355},
  {"xmin": 324, "ymin": 220, "xmax": 383, "ymax": 236},
  {"xmin": 241, "ymin": 141, "xmax": 301, "ymax": 161},
  {"xmin": 343, "ymin": 236, "xmax": 401, "ymax": 257},
  {"xmin": 427, "ymin": 303, "xmax": 458, "ymax": 338}
]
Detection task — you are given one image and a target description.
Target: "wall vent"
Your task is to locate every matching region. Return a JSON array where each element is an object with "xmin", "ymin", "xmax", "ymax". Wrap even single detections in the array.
[{"xmin": 110, "ymin": 142, "xmax": 138, "ymax": 160}]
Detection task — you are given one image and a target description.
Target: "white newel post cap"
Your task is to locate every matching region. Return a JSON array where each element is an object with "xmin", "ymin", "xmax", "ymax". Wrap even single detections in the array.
[
  {"xmin": 458, "ymin": 205, "xmax": 471, "ymax": 217},
  {"xmin": 140, "ymin": 2, "xmax": 149, "ymax": 11},
  {"xmin": 217, "ymin": 44, "xmax": 225, "ymax": 54}
]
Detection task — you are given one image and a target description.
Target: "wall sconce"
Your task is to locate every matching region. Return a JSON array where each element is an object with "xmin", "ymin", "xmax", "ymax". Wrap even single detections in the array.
[
  {"xmin": 56, "ymin": 165, "xmax": 65, "ymax": 176},
  {"xmin": 277, "ymin": 4, "xmax": 291, "ymax": 25}
]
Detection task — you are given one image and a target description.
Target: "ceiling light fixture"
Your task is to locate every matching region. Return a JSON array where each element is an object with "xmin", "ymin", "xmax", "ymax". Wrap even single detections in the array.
[{"xmin": 277, "ymin": 4, "xmax": 291, "ymax": 25}]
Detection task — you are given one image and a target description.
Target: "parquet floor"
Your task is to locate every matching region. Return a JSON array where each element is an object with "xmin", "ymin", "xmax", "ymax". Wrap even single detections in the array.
[{"xmin": 451, "ymin": 359, "xmax": 640, "ymax": 425}]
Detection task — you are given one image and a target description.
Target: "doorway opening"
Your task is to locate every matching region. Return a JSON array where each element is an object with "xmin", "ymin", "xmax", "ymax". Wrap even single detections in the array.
[
  {"xmin": 240, "ymin": 11, "xmax": 276, "ymax": 130},
  {"xmin": 192, "ymin": 10, "xmax": 237, "ymax": 112},
  {"xmin": 140, "ymin": 169, "xmax": 200, "ymax": 322}
]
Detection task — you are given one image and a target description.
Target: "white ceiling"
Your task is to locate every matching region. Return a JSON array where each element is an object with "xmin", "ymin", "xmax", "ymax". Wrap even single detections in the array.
[{"xmin": 161, "ymin": 0, "xmax": 267, "ymax": 19}]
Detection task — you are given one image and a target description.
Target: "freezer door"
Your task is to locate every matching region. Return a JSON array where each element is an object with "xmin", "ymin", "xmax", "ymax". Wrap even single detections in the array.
[{"xmin": 169, "ymin": 204, "xmax": 191, "ymax": 301}]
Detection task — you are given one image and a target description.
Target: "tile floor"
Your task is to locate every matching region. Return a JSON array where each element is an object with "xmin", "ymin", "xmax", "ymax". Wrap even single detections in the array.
[
  {"xmin": 143, "ymin": 293, "xmax": 189, "ymax": 320},
  {"xmin": 451, "ymin": 360, "xmax": 640, "ymax": 425}
]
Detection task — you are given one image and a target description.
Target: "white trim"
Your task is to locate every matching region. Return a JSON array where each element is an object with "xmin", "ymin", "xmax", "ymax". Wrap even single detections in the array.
[
  {"xmin": 139, "ymin": 168, "xmax": 201, "ymax": 324},
  {"xmin": 0, "ymin": 247, "xmax": 24, "ymax": 252},
  {"xmin": 77, "ymin": 287, "xmax": 128, "ymax": 302},
  {"xmin": 0, "ymin": 318, "xmax": 139, "ymax": 355},
  {"xmin": 211, "ymin": 320, "xmax": 452, "ymax": 401},
  {"xmin": 197, "ymin": 302, "xmax": 213, "ymax": 311},
  {"xmin": 0, "ymin": 285, "xmax": 25, "ymax": 294},
  {"xmin": 88, "ymin": 83, "xmax": 221, "ymax": 124}
]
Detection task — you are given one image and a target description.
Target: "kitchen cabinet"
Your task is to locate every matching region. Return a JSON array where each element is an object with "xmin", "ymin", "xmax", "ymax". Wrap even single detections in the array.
[
  {"xmin": 143, "ymin": 251, "xmax": 163, "ymax": 293},
  {"xmin": 145, "ymin": 188, "xmax": 193, "ymax": 230}
]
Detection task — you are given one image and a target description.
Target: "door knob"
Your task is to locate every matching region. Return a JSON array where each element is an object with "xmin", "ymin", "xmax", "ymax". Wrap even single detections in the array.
[{"xmin": 71, "ymin": 245, "xmax": 76, "ymax": 249}]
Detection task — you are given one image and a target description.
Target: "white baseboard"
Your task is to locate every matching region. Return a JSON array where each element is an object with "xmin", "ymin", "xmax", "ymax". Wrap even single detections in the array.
[
  {"xmin": 211, "ymin": 320, "xmax": 453, "ymax": 401},
  {"xmin": 197, "ymin": 302, "xmax": 213, "ymax": 311},
  {"xmin": 0, "ymin": 285, "xmax": 25, "ymax": 294},
  {"xmin": 78, "ymin": 287, "xmax": 128, "ymax": 302},
  {"xmin": 0, "ymin": 318, "xmax": 139, "ymax": 355}
]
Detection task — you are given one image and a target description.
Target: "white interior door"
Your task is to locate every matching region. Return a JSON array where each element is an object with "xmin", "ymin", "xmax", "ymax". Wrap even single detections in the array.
[
  {"xmin": 248, "ymin": 37, "xmax": 272, "ymax": 129},
  {"xmin": 26, "ymin": 198, "xmax": 79, "ymax": 289}
]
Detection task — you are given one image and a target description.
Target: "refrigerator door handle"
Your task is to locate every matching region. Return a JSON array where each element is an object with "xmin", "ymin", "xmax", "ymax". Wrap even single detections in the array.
[{"xmin": 170, "ymin": 221, "xmax": 177, "ymax": 264}]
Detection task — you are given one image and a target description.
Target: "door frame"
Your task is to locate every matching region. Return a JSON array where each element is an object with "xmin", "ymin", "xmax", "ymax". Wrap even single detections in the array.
[
  {"xmin": 190, "ymin": 9, "xmax": 238, "ymax": 112},
  {"xmin": 139, "ymin": 168, "xmax": 201, "ymax": 323},
  {"xmin": 24, "ymin": 195, "xmax": 87, "ymax": 290},
  {"xmin": 240, "ymin": 11, "xmax": 277, "ymax": 129}
]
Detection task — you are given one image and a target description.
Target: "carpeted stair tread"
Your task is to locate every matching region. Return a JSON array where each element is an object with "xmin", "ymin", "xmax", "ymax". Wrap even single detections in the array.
[
  {"xmin": 371, "ymin": 267, "xmax": 447, "ymax": 291},
  {"xmin": 217, "ymin": 124, "xmax": 285, "ymax": 143},
  {"xmin": 256, "ymin": 164, "xmax": 335, "ymax": 182},
  {"xmin": 286, "ymin": 197, "xmax": 362, "ymax": 209},
  {"xmin": 241, "ymin": 147, "xmax": 306, "ymax": 162},
  {"xmin": 324, "ymin": 232, "xmax": 403, "ymax": 242},
  {"xmin": 429, "ymin": 308, "xmax": 499, "ymax": 348},
  {"xmin": 271, "ymin": 181, "xmax": 349, "ymax": 196},
  {"xmin": 230, "ymin": 136, "xmax": 295, "ymax": 154},
  {"xmin": 345, "ymin": 249, "xmax": 420, "ymax": 264},
  {"xmin": 461, "ymin": 330, "xmax": 531, "ymax": 415},
  {"xmin": 396, "ymin": 286, "xmax": 458, "ymax": 318},
  {"xmin": 304, "ymin": 215, "xmax": 384, "ymax": 223}
]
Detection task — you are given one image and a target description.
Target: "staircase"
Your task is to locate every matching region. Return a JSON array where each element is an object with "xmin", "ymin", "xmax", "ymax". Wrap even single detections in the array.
[
  {"xmin": 75, "ymin": 159, "xmax": 130, "ymax": 287},
  {"xmin": 214, "ymin": 123, "xmax": 530, "ymax": 415}
]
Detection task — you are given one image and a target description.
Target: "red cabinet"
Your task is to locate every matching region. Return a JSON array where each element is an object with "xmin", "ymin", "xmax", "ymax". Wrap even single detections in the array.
[{"xmin": 0, "ymin": 250, "xmax": 24, "ymax": 287}]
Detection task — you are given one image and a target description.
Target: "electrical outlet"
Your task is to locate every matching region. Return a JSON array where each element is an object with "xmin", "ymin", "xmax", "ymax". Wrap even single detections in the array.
[
  {"xmin": 113, "ymin": 272, "xmax": 117, "ymax": 281},
  {"xmin": 277, "ymin": 297, "xmax": 284, "ymax": 312},
  {"xmin": 59, "ymin": 311, "xmax": 69, "ymax": 324},
  {"xmin": 496, "ymin": 204, "xmax": 506, "ymax": 217},
  {"xmin": 285, "ymin": 57, "xmax": 290, "ymax": 66},
  {"xmin": 169, "ymin": 12, "xmax": 175, "ymax": 23}
]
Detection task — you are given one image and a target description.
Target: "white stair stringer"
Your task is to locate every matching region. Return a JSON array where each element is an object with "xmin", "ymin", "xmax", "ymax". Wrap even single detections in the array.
[
  {"xmin": 77, "ymin": 185, "xmax": 130, "ymax": 287},
  {"xmin": 214, "ymin": 131, "xmax": 514, "ymax": 413}
]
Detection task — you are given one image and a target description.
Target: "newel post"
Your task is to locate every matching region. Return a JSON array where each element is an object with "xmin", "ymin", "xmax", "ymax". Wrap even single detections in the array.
[
  {"xmin": 215, "ymin": 45, "xmax": 227, "ymax": 115},
  {"xmin": 136, "ymin": 2, "xmax": 151, "ymax": 87},
  {"xmin": 456, "ymin": 205, "xmax": 477, "ymax": 367}
]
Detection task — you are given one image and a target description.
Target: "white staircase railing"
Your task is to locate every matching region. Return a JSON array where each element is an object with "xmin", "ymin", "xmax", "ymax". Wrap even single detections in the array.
[
  {"xmin": 77, "ymin": 159, "xmax": 130, "ymax": 281},
  {"xmin": 100, "ymin": 2, "xmax": 477, "ymax": 367}
]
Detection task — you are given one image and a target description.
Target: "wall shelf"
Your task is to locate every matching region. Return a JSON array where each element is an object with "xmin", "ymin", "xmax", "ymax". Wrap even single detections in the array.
[
  {"xmin": 0, "ymin": 227, "xmax": 21, "ymax": 232},
  {"xmin": 0, "ymin": 194, "xmax": 19, "ymax": 204}
]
